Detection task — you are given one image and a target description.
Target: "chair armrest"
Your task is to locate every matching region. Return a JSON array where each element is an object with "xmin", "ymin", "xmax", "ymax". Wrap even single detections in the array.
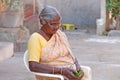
[
  {"xmin": 23, "ymin": 50, "xmax": 64, "ymax": 80},
  {"xmin": 81, "ymin": 65, "xmax": 92, "ymax": 80},
  {"xmin": 32, "ymin": 72, "xmax": 64, "ymax": 80}
]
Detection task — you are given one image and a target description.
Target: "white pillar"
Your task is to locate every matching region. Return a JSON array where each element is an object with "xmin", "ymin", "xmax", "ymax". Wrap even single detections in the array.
[{"xmin": 96, "ymin": 0, "xmax": 106, "ymax": 35}]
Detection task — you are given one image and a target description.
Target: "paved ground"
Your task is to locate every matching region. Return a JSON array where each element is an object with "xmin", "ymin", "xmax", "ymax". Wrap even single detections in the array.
[
  {"xmin": 0, "ymin": 53, "xmax": 35, "ymax": 80},
  {"xmin": 66, "ymin": 31, "xmax": 120, "ymax": 80},
  {"xmin": 0, "ymin": 30, "xmax": 120, "ymax": 80}
]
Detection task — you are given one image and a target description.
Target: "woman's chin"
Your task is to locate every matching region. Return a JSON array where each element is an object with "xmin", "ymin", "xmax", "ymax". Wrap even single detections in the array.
[{"xmin": 52, "ymin": 30, "xmax": 57, "ymax": 34}]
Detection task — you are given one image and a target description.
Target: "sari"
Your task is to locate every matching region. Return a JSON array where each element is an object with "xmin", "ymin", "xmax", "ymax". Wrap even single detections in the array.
[{"xmin": 35, "ymin": 30, "xmax": 75, "ymax": 80}]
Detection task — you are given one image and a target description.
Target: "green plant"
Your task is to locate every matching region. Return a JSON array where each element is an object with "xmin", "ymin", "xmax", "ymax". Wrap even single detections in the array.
[
  {"xmin": 73, "ymin": 71, "xmax": 84, "ymax": 77},
  {"xmin": 106, "ymin": 0, "xmax": 120, "ymax": 17},
  {"xmin": 106, "ymin": 0, "xmax": 120, "ymax": 30}
]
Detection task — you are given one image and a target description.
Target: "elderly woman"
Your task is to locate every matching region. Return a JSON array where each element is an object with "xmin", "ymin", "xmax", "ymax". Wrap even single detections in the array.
[{"xmin": 28, "ymin": 5, "xmax": 84, "ymax": 80}]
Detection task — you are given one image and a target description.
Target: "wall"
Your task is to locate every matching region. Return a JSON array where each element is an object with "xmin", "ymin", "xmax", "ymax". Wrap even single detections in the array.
[{"xmin": 39, "ymin": 0, "xmax": 101, "ymax": 28}]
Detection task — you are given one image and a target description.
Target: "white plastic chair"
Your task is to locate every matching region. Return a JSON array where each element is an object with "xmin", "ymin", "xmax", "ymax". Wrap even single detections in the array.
[
  {"xmin": 23, "ymin": 50, "xmax": 64, "ymax": 80},
  {"xmin": 80, "ymin": 65, "xmax": 92, "ymax": 80},
  {"xmin": 23, "ymin": 50, "xmax": 92, "ymax": 80}
]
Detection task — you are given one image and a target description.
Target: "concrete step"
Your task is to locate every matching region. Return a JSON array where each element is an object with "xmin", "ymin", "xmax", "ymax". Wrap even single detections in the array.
[
  {"xmin": 108, "ymin": 30, "xmax": 120, "ymax": 36},
  {"xmin": 0, "ymin": 42, "xmax": 14, "ymax": 61},
  {"xmin": 14, "ymin": 37, "xmax": 29, "ymax": 52},
  {"xmin": 0, "ymin": 27, "xmax": 29, "ymax": 52}
]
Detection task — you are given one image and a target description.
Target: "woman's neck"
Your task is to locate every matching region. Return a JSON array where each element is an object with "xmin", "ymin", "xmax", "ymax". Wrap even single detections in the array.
[{"xmin": 40, "ymin": 28, "xmax": 52, "ymax": 40}]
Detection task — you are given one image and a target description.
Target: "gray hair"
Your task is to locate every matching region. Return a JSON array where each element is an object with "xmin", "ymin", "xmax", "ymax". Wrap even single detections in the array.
[{"xmin": 39, "ymin": 5, "xmax": 61, "ymax": 21}]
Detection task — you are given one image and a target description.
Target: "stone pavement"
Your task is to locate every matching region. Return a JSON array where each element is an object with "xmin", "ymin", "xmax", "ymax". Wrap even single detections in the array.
[
  {"xmin": 0, "ymin": 31, "xmax": 120, "ymax": 80},
  {"xmin": 0, "ymin": 53, "xmax": 34, "ymax": 80},
  {"xmin": 67, "ymin": 31, "xmax": 120, "ymax": 80}
]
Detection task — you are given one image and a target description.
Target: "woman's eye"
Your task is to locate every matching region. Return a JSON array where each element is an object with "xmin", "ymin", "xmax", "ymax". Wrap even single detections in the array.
[{"xmin": 51, "ymin": 23, "xmax": 60, "ymax": 26}]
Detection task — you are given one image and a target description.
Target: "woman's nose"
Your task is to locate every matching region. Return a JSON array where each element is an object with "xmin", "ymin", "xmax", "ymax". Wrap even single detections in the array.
[{"xmin": 54, "ymin": 25, "xmax": 59, "ymax": 30}]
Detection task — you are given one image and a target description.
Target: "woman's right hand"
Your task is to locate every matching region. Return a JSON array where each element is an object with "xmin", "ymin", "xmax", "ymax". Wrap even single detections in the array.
[{"xmin": 62, "ymin": 68, "xmax": 81, "ymax": 80}]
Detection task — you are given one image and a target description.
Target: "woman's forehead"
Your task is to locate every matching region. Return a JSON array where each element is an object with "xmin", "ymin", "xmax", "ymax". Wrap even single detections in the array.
[{"xmin": 49, "ymin": 16, "xmax": 61, "ymax": 23}]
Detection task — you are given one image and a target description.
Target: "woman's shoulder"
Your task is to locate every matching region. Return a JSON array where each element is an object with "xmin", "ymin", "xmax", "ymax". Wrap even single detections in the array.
[
  {"xmin": 31, "ymin": 32, "xmax": 42, "ymax": 37},
  {"xmin": 29, "ymin": 32, "xmax": 43, "ymax": 40}
]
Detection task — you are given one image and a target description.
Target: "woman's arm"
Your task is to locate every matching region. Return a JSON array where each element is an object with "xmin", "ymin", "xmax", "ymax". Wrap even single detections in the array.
[
  {"xmin": 74, "ymin": 58, "xmax": 84, "ymax": 79},
  {"xmin": 74, "ymin": 58, "xmax": 81, "ymax": 72},
  {"xmin": 29, "ymin": 61, "xmax": 60, "ymax": 74},
  {"xmin": 29, "ymin": 61, "xmax": 81, "ymax": 80}
]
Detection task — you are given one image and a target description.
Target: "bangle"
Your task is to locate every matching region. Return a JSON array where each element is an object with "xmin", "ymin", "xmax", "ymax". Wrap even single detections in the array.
[
  {"xmin": 52, "ymin": 66, "xmax": 54, "ymax": 74},
  {"xmin": 60, "ymin": 67, "xmax": 62, "ymax": 75}
]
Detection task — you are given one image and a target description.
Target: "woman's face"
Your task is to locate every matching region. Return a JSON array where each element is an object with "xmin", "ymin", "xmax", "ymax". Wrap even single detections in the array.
[{"xmin": 42, "ymin": 16, "xmax": 61, "ymax": 35}]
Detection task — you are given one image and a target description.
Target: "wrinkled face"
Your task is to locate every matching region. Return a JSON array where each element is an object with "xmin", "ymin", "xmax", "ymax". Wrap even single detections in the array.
[{"xmin": 42, "ymin": 16, "xmax": 61, "ymax": 35}]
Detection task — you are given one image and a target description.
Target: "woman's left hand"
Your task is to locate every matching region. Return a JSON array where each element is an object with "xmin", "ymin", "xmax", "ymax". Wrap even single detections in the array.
[
  {"xmin": 76, "ymin": 63, "xmax": 81, "ymax": 72},
  {"xmin": 74, "ymin": 58, "xmax": 84, "ymax": 79},
  {"xmin": 74, "ymin": 58, "xmax": 81, "ymax": 72}
]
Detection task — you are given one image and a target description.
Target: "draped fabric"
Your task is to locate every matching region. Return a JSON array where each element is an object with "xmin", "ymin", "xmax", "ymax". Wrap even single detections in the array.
[
  {"xmin": 40, "ymin": 30, "xmax": 75, "ymax": 67},
  {"xmin": 36, "ymin": 30, "xmax": 75, "ymax": 80}
]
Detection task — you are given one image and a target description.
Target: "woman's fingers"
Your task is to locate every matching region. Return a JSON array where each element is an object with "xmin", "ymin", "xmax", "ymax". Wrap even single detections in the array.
[{"xmin": 62, "ymin": 68, "xmax": 77, "ymax": 79}]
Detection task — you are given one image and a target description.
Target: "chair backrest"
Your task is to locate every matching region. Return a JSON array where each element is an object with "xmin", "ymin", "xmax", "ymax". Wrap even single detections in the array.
[
  {"xmin": 23, "ymin": 50, "xmax": 30, "ymax": 71},
  {"xmin": 23, "ymin": 50, "xmax": 64, "ymax": 80}
]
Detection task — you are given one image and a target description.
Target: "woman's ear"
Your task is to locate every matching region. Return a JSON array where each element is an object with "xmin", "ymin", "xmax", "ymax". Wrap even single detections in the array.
[{"xmin": 40, "ymin": 19, "xmax": 46, "ymax": 25}]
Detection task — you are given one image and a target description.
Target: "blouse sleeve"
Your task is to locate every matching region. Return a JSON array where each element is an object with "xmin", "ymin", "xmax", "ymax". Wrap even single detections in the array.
[{"xmin": 28, "ymin": 34, "xmax": 41, "ymax": 62}]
